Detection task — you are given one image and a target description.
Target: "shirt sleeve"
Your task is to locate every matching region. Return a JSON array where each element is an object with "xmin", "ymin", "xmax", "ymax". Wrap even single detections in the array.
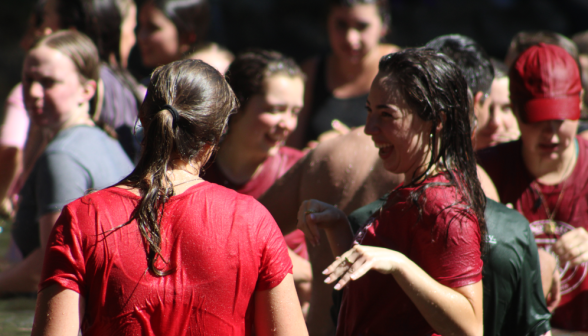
[
  {"xmin": 255, "ymin": 206, "xmax": 293, "ymax": 291},
  {"xmin": 0, "ymin": 83, "xmax": 29, "ymax": 148},
  {"xmin": 415, "ymin": 206, "xmax": 483, "ymax": 288},
  {"xmin": 35, "ymin": 151, "xmax": 91, "ymax": 217},
  {"xmin": 505, "ymin": 225, "xmax": 551, "ymax": 335},
  {"xmin": 38, "ymin": 205, "xmax": 86, "ymax": 295}
]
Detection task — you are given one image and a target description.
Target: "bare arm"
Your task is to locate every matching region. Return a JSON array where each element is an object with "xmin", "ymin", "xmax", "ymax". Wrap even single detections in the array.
[
  {"xmin": 259, "ymin": 155, "xmax": 306, "ymax": 236},
  {"xmin": 254, "ymin": 274, "xmax": 309, "ymax": 336},
  {"xmin": 297, "ymin": 199, "xmax": 354, "ymax": 257},
  {"xmin": 477, "ymin": 164, "xmax": 499, "ymax": 202},
  {"xmin": 0, "ymin": 212, "xmax": 61, "ymax": 294},
  {"xmin": 326, "ymin": 245, "xmax": 483, "ymax": 336},
  {"xmin": 0, "ymin": 146, "xmax": 21, "ymax": 206},
  {"xmin": 0, "ymin": 247, "xmax": 43, "ymax": 293},
  {"xmin": 31, "ymin": 285, "xmax": 84, "ymax": 336},
  {"xmin": 286, "ymin": 58, "xmax": 318, "ymax": 150},
  {"xmin": 40, "ymin": 211, "xmax": 62, "ymax": 252}
]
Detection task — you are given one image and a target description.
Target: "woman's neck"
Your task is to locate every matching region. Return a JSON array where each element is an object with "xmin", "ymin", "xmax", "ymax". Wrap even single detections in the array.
[
  {"xmin": 216, "ymin": 135, "xmax": 269, "ymax": 185},
  {"xmin": 55, "ymin": 108, "xmax": 94, "ymax": 133},
  {"xmin": 327, "ymin": 48, "xmax": 380, "ymax": 95},
  {"xmin": 523, "ymin": 139, "xmax": 577, "ymax": 185}
]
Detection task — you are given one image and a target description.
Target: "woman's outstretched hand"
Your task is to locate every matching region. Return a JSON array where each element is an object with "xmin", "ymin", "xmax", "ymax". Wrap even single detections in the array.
[
  {"xmin": 323, "ymin": 244, "xmax": 403, "ymax": 290},
  {"xmin": 296, "ymin": 199, "xmax": 348, "ymax": 247}
]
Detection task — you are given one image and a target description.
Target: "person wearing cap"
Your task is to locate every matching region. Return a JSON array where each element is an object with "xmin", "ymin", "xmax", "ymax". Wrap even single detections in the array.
[{"xmin": 478, "ymin": 43, "xmax": 588, "ymax": 332}]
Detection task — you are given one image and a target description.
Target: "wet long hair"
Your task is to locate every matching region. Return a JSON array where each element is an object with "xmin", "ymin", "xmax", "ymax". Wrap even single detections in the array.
[
  {"xmin": 120, "ymin": 59, "xmax": 238, "ymax": 276},
  {"xmin": 379, "ymin": 48, "xmax": 487, "ymax": 250}
]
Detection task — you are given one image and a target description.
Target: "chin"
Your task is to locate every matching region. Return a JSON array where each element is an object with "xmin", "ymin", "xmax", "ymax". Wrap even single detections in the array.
[{"xmin": 267, "ymin": 145, "xmax": 280, "ymax": 157}]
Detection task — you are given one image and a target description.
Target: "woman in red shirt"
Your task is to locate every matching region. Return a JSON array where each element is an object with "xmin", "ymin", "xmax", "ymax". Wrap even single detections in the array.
[
  {"xmin": 32, "ymin": 58, "xmax": 307, "ymax": 335},
  {"xmin": 298, "ymin": 48, "xmax": 486, "ymax": 335}
]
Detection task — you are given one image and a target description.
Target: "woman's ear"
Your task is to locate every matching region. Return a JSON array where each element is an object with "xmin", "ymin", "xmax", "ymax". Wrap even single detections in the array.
[
  {"xmin": 436, "ymin": 112, "xmax": 446, "ymax": 133},
  {"xmin": 179, "ymin": 33, "xmax": 198, "ymax": 55},
  {"xmin": 81, "ymin": 79, "xmax": 97, "ymax": 104}
]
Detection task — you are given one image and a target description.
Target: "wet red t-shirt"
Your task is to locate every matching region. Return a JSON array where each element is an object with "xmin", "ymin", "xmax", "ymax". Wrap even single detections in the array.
[
  {"xmin": 478, "ymin": 136, "xmax": 588, "ymax": 331},
  {"xmin": 39, "ymin": 182, "xmax": 293, "ymax": 336},
  {"xmin": 337, "ymin": 174, "xmax": 483, "ymax": 336},
  {"xmin": 204, "ymin": 146, "xmax": 307, "ymax": 259}
]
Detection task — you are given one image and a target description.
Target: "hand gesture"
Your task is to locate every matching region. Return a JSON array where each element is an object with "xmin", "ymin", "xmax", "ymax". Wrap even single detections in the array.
[
  {"xmin": 323, "ymin": 244, "xmax": 403, "ymax": 290},
  {"xmin": 297, "ymin": 199, "xmax": 347, "ymax": 246},
  {"xmin": 553, "ymin": 227, "xmax": 588, "ymax": 266}
]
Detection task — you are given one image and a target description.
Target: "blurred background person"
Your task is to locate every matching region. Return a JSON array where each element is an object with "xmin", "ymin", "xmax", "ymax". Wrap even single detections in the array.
[
  {"xmin": 137, "ymin": 0, "xmax": 232, "ymax": 75},
  {"xmin": 0, "ymin": 30, "xmax": 133, "ymax": 295},
  {"xmin": 41, "ymin": 0, "xmax": 144, "ymax": 161},
  {"xmin": 286, "ymin": 0, "xmax": 399, "ymax": 149},
  {"xmin": 475, "ymin": 58, "xmax": 520, "ymax": 148}
]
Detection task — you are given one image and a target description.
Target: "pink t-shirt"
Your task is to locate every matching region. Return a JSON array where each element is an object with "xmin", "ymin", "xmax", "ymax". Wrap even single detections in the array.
[
  {"xmin": 0, "ymin": 83, "xmax": 29, "ymax": 148},
  {"xmin": 337, "ymin": 174, "xmax": 483, "ymax": 336},
  {"xmin": 39, "ymin": 182, "xmax": 293, "ymax": 336},
  {"xmin": 204, "ymin": 146, "xmax": 308, "ymax": 259}
]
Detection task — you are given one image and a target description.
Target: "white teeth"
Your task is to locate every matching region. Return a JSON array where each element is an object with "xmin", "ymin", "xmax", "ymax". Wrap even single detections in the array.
[{"xmin": 374, "ymin": 143, "xmax": 392, "ymax": 149}]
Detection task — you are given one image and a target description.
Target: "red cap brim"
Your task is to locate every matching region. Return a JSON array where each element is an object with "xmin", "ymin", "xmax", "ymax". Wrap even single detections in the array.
[{"xmin": 522, "ymin": 96, "xmax": 581, "ymax": 123}]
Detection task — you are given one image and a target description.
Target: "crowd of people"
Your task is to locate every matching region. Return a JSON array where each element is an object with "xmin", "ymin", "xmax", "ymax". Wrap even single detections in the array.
[{"xmin": 0, "ymin": 0, "xmax": 587, "ymax": 335}]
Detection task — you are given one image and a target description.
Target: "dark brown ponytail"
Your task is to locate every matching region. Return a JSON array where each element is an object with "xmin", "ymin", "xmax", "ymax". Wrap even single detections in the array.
[{"xmin": 120, "ymin": 59, "xmax": 238, "ymax": 276}]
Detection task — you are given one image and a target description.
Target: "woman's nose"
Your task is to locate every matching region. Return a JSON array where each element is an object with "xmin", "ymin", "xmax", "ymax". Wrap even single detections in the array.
[
  {"xmin": 346, "ymin": 29, "xmax": 361, "ymax": 48},
  {"xmin": 27, "ymin": 81, "xmax": 44, "ymax": 99},
  {"xmin": 364, "ymin": 114, "xmax": 379, "ymax": 135},
  {"xmin": 279, "ymin": 111, "xmax": 298, "ymax": 132}
]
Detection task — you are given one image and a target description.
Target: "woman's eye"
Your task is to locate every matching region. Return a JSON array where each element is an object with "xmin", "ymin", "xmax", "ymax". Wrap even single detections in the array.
[
  {"xmin": 355, "ymin": 22, "xmax": 369, "ymax": 31},
  {"xmin": 40, "ymin": 78, "xmax": 56, "ymax": 88},
  {"xmin": 335, "ymin": 20, "xmax": 348, "ymax": 30}
]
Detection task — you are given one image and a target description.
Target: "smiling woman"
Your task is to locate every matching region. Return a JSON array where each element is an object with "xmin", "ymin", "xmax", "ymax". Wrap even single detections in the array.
[
  {"xmin": 201, "ymin": 49, "xmax": 312, "ymax": 312},
  {"xmin": 297, "ymin": 48, "xmax": 486, "ymax": 336}
]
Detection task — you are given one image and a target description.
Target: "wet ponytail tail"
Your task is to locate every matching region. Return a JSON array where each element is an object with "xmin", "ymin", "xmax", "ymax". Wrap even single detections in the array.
[{"xmin": 129, "ymin": 108, "xmax": 177, "ymax": 276}]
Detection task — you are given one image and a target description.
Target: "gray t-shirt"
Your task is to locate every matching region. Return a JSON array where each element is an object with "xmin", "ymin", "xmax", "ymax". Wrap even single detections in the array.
[{"xmin": 12, "ymin": 125, "xmax": 134, "ymax": 257}]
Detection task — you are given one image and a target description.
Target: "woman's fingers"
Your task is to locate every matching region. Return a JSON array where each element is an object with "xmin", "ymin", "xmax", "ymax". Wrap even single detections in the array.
[
  {"xmin": 323, "ymin": 245, "xmax": 402, "ymax": 289},
  {"xmin": 297, "ymin": 201, "xmax": 321, "ymax": 246},
  {"xmin": 296, "ymin": 199, "xmax": 347, "ymax": 246}
]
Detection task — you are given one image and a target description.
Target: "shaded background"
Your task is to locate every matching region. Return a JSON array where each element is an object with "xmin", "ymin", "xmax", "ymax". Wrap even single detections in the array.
[{"xmin": 2, "ymin": 0, "xmax": 588, "ymax": 122}]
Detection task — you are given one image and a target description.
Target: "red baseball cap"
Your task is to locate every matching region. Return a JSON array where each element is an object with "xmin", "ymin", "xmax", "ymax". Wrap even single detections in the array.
[{"xmin": 509, "ymin": 43, "xmax": 582, "ymax": 123}]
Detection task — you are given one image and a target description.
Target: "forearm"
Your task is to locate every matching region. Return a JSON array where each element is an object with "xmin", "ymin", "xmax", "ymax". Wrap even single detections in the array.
[
  {"xmin": 0, "ymin": 146, "xmax": 21, "ymax": 202},
  {"xmin": 324, "ymin": 221, "xmax": 354, "ymax": 257},
  {"xmin": 392, "ymin": 254, "xmax": 483, "ymax": 336},
  {"xmin": 0, "ymin": 247, "xmax": 43, "ymax": 294}
]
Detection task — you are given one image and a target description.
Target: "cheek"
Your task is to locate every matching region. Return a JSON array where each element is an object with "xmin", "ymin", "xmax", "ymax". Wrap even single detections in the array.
[
  {"xmin": 256, "ymin": 113, "xmax": 280, "ymax": 130},
  {"xmin": 519, "ymin": 124, "xmax": 541, "ymax": 148}
]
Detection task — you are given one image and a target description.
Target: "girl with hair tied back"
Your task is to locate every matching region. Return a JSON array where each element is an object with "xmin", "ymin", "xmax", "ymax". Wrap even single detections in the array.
[
  {"xmin": 2, "ymin": 30, "xmax": 134, "ymax": 296},
  {"xmin": 203, "ymin": 49, "xmax": 311, "ymax": 312},
  {"xmin": 32, "ymin": 59, "xmax": 308, "ymax": 336},
  {"xmin": 297, "ymin": 48, "xmax": 485, "ymax": 335}
]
